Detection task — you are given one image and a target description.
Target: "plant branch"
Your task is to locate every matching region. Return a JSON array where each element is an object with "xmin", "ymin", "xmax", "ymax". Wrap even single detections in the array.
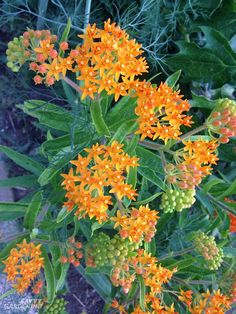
[
  {"xmin": 158, "ymin": 246, "xmax": 194, "ymax": 261},
  {"xmin": 175, "ymin": 125, "xmax": 207, "ymax": 144},
  {"xmin": 84, "ymin": 0, "xmax": 92, "ymax": 30},
  {"xmin": 61, "ymin": 75, "xmax": 82, "ymax": 95}
]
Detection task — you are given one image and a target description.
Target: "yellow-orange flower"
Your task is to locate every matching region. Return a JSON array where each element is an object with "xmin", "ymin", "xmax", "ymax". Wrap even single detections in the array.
[
  {"xmin": 111, "ymin": 205, "xmax": 159, "ymax": 243},
  {"xmin": 74, "ymin": 19, "xmax": 148, "ymax": 101},
  {"xmin": 189, "ymin": 290, "xmax": 231, "ymax": 314},
  {"xmin": 3, "ymin": 239, "xmax": 44, "ymax": 293},
  {"xmin": 166, "ymin": 139, "xmax": 219, "ymax": 189},
  {"xmin": 134, "ymin": 82, "xmax": 193, "ymax": 142},
  {"xmin": 61, "ymin": 141, "xmax": 139, "ymax": 223}
]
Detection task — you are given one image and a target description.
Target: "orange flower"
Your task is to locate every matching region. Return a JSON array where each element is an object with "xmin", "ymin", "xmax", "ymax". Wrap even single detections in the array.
[
  {"xmin": 189, "ymin": 290, "xmax": 231, "ymax": 314},
  {"xmin": 224, "ymin": 198, "xmax": 236, "ymax": 232},
  {"xmin": 166, "ymin": 139, "xmax": 219, "ymax": 189},
  {"xmin": 134, "ymin": 82, "xmax": 193, "ymax": 142},
  {"xmin": 61, "ymin": 141, "xmax": 139, "ymax": 223},
  {"xmin": 111, "ymin": 205, "xmax": 159, "ymax": 243},
  {"xmin": 3, "ymin": 239, "xmax": 44, "ymax": 294},
  {"xmin": 34, "ymin": 39, "xmax": 54, "ymax": 58},
  {"xmin": 179, "ymin": 289, "xmax": 193, "ymax": 308}
]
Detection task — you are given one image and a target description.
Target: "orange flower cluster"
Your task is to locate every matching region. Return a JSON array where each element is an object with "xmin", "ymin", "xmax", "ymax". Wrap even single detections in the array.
[
  {"xmin": 3, "ymin": 239, "xmax": 44, "ymax": 293},
  {"xmin": 60, "ymin": 237, "xmax": 83, "ymax": 267},
  {"xmin": 113, "ymin": 300, "xmax": 177, "ymax": 314},
  {"xmin": 32, "ymin": 280, "xmax": 43, "ymax": 295},
  {"xmin": 181, "ymin": 289, "xmax": 231, "ymax": 314},
  {"xmin": 207, "ymin": 98, "xmax": 236, "ymax": 144},
  {"xmin": 76, "ymin": 20, "xmax": 148, "ymax": 101},
  {"xmin": 224, "ymin": 198, "xmax": 236, "ymax": 233},
  {"xmin": 61, "ymin": 141, "xmax": 139, "ymax": 223},
  {"xmin": 134, "ymin": 82, "xmax": 193, "ymax": 142},
  {"xmin": 111, "ymin": 205, "xmax": 159, "ymax": 243},
  {"xmin": 166, "ymin": 139, "xmax": 219, "ymax": 189},
  {"xmin": 111, "ymin": 249, "xmax": 176, "ymax": 295}
]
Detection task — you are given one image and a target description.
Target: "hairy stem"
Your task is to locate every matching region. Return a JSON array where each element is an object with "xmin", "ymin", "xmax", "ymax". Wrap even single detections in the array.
[
  {"xmin": 158, "ymin": 246, "xmax": 194, "ymax": 261},
  {"xmin": 84, "ymin": 0, "xmax": 92, "ymax": 30},
  {"xmin": 61, "ymin": 75, "xmax": 82, "ymax": 95},
  {"xmin": 175, "ymin": 125, "xmax": 207, "ymax": 144}
]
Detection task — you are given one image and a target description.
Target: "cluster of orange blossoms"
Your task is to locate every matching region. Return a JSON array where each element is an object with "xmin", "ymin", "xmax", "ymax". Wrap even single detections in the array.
[
  {"xmin": 207, "ymin": 99, "xmax": 236, "ymax": 144},
  {"xmin": 134, "ymin": 81, "xmax": 193, "ymax": 142},
  {"xmin": 224, "ymin": 198, "xmax": 236, "ymax": 233},
  {"xmin": 3, "ymin": 239, "xmax": 44, "ymax": 293},
  {"xmin": 111, "ymin": 205, "xmax": 159, "ymax": 243},
  {"xmin": 8, "ymin": 20, "xmax": 196, "ymax": 143},
  {"xmin": 61, "ymin": 141, "xmax": 139, "ymax": 223},
  {"xmin": 112, "ymin": 289, "xmax": 231, "ymax": 314},
  {"xmin": 111, "ymin": 249, "xmax": 176, "ymax": 296},
  {"xmin": 180, "ymin": 289, "xmax": 231, "ymax": 314},
  {"xmin": 166, "ymin": 139, "xmax": 219, "ymax": 189},
  {"xmin": 60, "ymin": 236, "xmax": 83, "ymax": 267}
]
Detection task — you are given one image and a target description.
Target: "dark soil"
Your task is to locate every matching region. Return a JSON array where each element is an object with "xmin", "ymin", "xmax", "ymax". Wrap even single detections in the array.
[{"xmin": 64, "ymin": 266, "xmax": 105, "ymax": 314}]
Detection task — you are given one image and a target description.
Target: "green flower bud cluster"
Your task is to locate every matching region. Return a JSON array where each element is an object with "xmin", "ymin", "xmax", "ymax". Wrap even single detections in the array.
[
  {"xmin": 194, "ymin": 232, "xmax": 224, "ymax": 270},
  {"xmin": 86, "ymin": 232, "xmax": 139, "ymax": 268},
  {"xmin": 6, "ymin": 37, "xmax": 27, "ymax": 72},
  {"xmin": 160, "ymin": 189, "xmax": 196, "ymax": 213},
  {"xmin": 44, "ymin": 298, "xmax": 67, "ymax": 314}
]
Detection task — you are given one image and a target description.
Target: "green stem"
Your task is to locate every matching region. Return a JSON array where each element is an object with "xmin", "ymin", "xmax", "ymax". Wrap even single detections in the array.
[
  {"xmin": 0, "ymin": 231, "xmax": 29, "ymax": 244},
  {"xmin": 61, "ymin": 75, "xmax": 82, "ymax": 95},
  {"xmin": 175, "ymin": 125, "xmax": 207, "ymax": 144},
  {"xmin": 203, "ymin": 190, "xmax": 236, "ymax": 215},
  {"xmin": 84, "ymin": 0, "xmax": 92, "ymax": 30},
  {"xmin": 158, "ymin": 246, "xmax": 194, "ymax": 261}
]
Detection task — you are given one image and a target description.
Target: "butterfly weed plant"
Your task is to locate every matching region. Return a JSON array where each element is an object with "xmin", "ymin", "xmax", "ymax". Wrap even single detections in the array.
[{"xmin": 1, "ymin": 18, "xmax": 236, "ymax": 313}]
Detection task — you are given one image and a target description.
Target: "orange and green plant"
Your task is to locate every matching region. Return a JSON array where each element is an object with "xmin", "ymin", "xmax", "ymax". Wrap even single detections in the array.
[{"xmin": 0, "ymin": 19, "xmax": 235, "ymax": 313}]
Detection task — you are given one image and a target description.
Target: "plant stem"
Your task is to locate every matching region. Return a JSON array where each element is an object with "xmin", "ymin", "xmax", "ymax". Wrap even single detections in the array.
[
  {"xmin": 159, "ymin": 150, "xmax": 167, "ymax": 172},
  {"xmin": 61, "ymin": 76, "xmax": 82, "ymax": 95},
  {"xmin": 204, "ymin": 190, "xmax": 236, "ymax": 216},
  {"xmin": 175, "ymin": 125, "xmax": 207, "ymax": 144},
  {"xmin": 158, "ymin": 246, "xmax": 194, "ymax": 261},
  {"xmin": 127, "ymin": 136, "xmax": 175, "ymax": 154},
  {"xmin": 84, "ymin": 0, "xmax": 92, "ymax": 30},
  {"xmin": 0, "ymin": 231, "xmax": 29, "ymax": 244}
]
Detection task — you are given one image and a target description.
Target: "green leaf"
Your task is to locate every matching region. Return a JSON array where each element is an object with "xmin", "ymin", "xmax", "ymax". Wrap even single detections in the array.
[
  {"xmin": 56, "ymin": 263, "xmax": 70, "ymax": 292},
  {"xmin": 202, "ymin": 177, "xmax": 224, "ymax": 194},
  {"xmin": 190, "ymin": 93, "xmax": 217, "ymax": 109},
  {"xmin": 108, "ymin": 120, "xmax": 137, "ymax": 144},
  {"xmin": 167, "ymin": 40, "xmax": 236, "ymax": 87},
  {"xmin": 0, "ymin": 235, "xmax": 27, "ymax": 260},
  {"xmin": 59, "ymin": 18, "xmax": 71, "ymax": 57},
  {"xmin": 90, "ymin": 101, "xmax": 111, "ymax": 137},
  {"xmin": 165, "ymin": 70, "xmax": 181, "ymax": 87},
  {"xmin": 91, "ymin": 221, "xmax": 106, "ymax": 236},
  {"xmin": 138, "ymin": 167, "xmax": 166, "ymax": 190},
  {"xmin": 132, "ymin": 192, "xmax": 162, "ymax": 206},
  {"xmin": 137, "ymin": 275, "xmax": 145, "ymax": 311},
  {"xmin": 216, "ymin": 178, "xmax": 236, "ymax": 200},
  {"xmin": 78, "ymin": 219, "xmax": 92, "ymax": 240},
  {"xmin": 199, "ymin": 26, "xmax": 236, "ymax": 66},
  {"xmin": 41, "ymin": 247, "xmax": 56, "ymax": 305},
  {"xmin": 0, "ymin": 175, "xmax": 38, "ymax": 188},
  {"xmin": 56, "ymin": 207, "xmax": 72, "ymax": 223},
  {"xmin": 223, "ymin": 247, "xmax": 236, "ymax": 258},
  {"xmin": 0, "ymin": 145, "xmax": 44, "ymax": 176},
  {"xmin": 38, "ymin": 147, "xmax": 74, "ymax": 186},
  {"xmin": 157, "ymin": 213, "xmax": 172, "ymax": 232},
  {"xmin": 0, "ymin": 202, "xmax": 28, "ymax": 221},
  {"xmin": 23, "ymin": 192, "xmax": 43, "ymax": 230},
  {"xmin": 105, "ymin": 96, "xmax": 137, "ymax": 131},
  {"xmin": 77, "ymin": 265, "xmax": 112, "ymax": 302},
  {"xmin": 196, "ymin": 190, "xmax": 214, "ymax": 215},
  {"xmin": 0, "ymin": 289, "xmax": 15, "ymax": 300},
  {"xmin": 18, "ymin": 100, "xmax": 74, "ymax": 132}
]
